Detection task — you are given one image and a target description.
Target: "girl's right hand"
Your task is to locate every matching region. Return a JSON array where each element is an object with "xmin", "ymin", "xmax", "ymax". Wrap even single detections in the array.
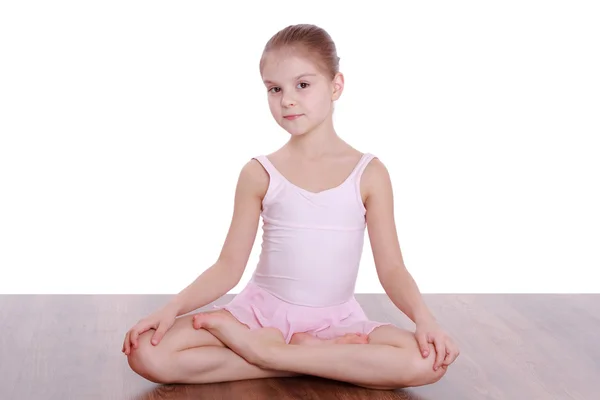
[{"xmin": 122, "ymin": 306, "xmax": 178, "ymax": 355}]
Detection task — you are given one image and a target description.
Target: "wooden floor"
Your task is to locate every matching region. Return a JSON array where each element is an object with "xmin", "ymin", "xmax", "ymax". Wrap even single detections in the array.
[{"xmin": 1, "ymin": 293, "xmax": 598, "ymax": 400}]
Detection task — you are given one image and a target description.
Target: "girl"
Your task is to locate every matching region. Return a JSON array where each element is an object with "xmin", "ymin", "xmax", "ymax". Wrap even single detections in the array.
[{"xmin": 122, "ymin": 24, "xmax": 459, "ymax": 390}]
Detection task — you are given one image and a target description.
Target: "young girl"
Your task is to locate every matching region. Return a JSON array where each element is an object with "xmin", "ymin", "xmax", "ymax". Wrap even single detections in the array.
[{"xmin": 122, "ymin": 23, "xmax": 459, "ymax": 390}]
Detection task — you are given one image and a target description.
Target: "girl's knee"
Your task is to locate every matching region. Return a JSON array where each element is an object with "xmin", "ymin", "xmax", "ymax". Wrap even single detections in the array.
[
  {"xmin": 382, "ymin": 346, "xmax": 448, "ymax": 388},
  {"xmin": 366, "ymin": 325, "xmax": 447, "ymax": 387},
  {"xmin": 127, "ymin": 331, "xmax": 174, "ymax": 384},
  {"xmin": 406, "ymin": 352, "xmax": 448, "ymax": 387}
]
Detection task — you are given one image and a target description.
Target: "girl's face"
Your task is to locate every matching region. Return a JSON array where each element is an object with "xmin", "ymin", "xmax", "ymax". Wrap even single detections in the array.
[{"xmin": 261, "ymin": 50, "xmax": 342, "ymax": 137}]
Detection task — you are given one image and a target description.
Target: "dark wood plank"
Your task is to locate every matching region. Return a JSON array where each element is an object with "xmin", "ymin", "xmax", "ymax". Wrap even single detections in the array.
[{"xmin": 0, "ymin": 294, "xmax": 598, "ymax": 399}]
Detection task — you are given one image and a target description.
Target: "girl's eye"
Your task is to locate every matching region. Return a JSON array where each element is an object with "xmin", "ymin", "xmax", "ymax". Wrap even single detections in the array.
[{"xmin": 268, "ymin": 83, "xmax": 309, "ymax": 94}]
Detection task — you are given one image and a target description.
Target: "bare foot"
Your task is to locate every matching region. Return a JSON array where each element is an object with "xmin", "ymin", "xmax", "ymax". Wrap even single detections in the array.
[
  {"xmin": 290, "ymin": 332, "xmax": 369, "ymax": 346},
  {"xmin": 193, "ymin": 312, "xmax": 285, "ymax": 368},
  {"xmin": 289, "ymin": 332, "xmax": 323, "ymax": 346},
  {"xmin": 334, "ymin": 333, "xmax": 369, "ymax": 344}
]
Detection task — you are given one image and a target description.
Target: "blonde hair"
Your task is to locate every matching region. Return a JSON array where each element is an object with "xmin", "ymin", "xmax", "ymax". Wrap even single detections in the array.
[{"xmin": 259, "ymin": 24, "xmax": 341, "ymax": 80}]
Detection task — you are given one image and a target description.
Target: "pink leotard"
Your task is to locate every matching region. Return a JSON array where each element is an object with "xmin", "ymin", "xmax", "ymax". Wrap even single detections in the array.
[
  {"xmin": 215, "ymin": 152, "xmax": 391, "ymax": 342},
  {"xmin": 251, "ymin": 153, "xmax": 375, "ymax": 307}
]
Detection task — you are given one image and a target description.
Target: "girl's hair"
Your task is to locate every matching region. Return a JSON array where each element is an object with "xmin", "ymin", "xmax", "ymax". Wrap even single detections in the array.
[{"xmin": 259, "ymin": 24, "xmax": 341, "ymax": 80}]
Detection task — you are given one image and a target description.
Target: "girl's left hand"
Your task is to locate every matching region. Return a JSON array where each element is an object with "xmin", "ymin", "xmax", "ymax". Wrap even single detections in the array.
[{"xmin": 415, "ymin": 319, "xmax": 460, "ymax": 371}]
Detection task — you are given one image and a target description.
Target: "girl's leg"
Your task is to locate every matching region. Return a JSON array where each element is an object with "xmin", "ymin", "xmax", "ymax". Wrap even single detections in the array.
[
  {"xmin": 126, "ymin": 310, "xmax": 297, "ymax": 384},
  {"xmin": 194, "ymin": 313, "xmax": 447, "ymax": 390}
]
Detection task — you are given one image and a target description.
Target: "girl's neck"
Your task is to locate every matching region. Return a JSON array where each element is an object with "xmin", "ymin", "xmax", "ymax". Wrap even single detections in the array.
[{"xmin": 286, "ymin": 117, "xmax": 347, "ymax": 159}]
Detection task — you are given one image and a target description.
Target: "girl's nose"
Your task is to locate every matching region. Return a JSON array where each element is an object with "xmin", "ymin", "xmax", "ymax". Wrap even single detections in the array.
[{"xmin": 281, "ymin": 96, "xmax": 296, "ymax": 107}]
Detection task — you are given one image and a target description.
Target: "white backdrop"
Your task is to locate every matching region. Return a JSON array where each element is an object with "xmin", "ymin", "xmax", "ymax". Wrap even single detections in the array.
[{"xmin": 1, "ymin": 1, "xmax": 598, "ymax": 294}]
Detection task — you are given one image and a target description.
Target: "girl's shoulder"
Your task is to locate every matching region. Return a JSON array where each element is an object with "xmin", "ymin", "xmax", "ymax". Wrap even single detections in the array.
[
  {"xmin": 237, "ymin": 157, "xmax": 270, "ymax": 199},
  {"xmin": 360, "ymin": 156, "xmax": 393, "ymax": 201}
]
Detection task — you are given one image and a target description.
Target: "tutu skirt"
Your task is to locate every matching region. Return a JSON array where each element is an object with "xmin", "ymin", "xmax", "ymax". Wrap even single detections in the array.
[{"xmin": 214, "ymin": 280, "xmax": 391, "ymax": 343}]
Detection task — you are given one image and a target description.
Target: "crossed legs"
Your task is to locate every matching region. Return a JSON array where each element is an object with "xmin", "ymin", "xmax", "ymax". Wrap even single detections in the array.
[{"xmin": 126, "ymin": 310, "xmax": 446, "ymax": 389}]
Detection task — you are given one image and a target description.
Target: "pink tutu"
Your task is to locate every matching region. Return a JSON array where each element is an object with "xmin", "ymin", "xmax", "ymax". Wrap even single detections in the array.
[{"xmin": 214, "ymin": 280, "xmax": 391, "ymax": 343}]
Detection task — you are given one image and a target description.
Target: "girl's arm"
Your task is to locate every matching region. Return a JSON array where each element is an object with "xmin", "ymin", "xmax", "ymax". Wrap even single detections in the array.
[
  {"xmin": 363, "ymin": 158, "xmax": 436, "ymax": 325},
  {"xmin": 166, "ymin": 159, "xmax": 267, "ymax": 316}
]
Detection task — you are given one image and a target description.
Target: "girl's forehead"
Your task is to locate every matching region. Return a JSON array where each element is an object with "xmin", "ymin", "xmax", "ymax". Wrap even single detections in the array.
[{"xmin": 262, "ymin": 53, "xmax": 320, "ymax": 82}]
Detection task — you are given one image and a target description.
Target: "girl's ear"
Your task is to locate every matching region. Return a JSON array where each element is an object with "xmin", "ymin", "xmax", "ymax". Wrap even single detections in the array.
[{"xmin": 331, "ymin": 72, "xmax": 345, "ymax": 101}]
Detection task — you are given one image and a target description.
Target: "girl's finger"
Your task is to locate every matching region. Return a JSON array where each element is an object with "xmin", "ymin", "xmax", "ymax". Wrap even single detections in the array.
[
  {"xmin": 443, "ymin": 343, "xmax": 460, "ymax": 366},
  {"xmin": 416, "ymin": 332, "xmax": 430, "ymax": 357},
  {"xmin": 123, "ymin": 331, "xmax": 131, "ymax": 355},
  {"xmin": 131, "ymin": 329, "xmax": 141, "ymax": 349},
  {"xmin": 442, "ymin": 349, "xmax": 452, "ymax": 366},
  {"xmin": 433, "ymin": 338, "xmax": 446, "ymax": 370},
  {"xmin": 133, "ymin": 324, "xmax": 154, "ymax": 348}
]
